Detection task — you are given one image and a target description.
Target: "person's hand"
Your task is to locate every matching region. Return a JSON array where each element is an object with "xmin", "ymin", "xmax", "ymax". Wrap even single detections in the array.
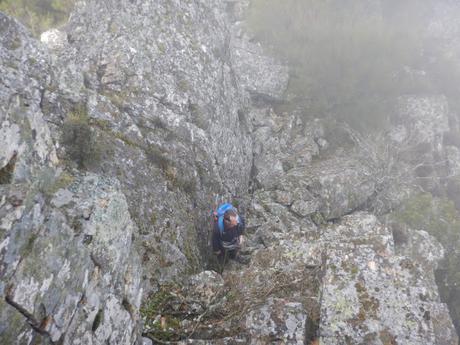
[
  {"xmin": 214, "ymin": 250, "xmax": 222, "ymax": 256},
  {"xmin": 239, "ymin": 235, "xmax": 245, "ymax": 245}
]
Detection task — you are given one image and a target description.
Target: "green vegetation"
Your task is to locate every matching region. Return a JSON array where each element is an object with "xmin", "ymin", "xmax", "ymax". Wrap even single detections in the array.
[
  {"xmin": 41, "ymin": 171, "xmax": 75, "ymax": 197},
  {"xmin": 20, "ymin": 233, "xmax": 38, "ymax": 256},
  {"xmin": 145, "ymin": 146, "xmax": 170, "ymax": 172},
  {"xmin": 0, "ymin": 153, "xmax": 17, "ymax": 184},
  {"xmin": 391, "ymin": 193, "xmax": 460, "ymax": 250},
  {"xmin": 390, "ymin": 193, "xmax": 460, "ymax": 334},
  {"xmin": 0, "ymin": 0, "xmax": 74, "ymax": 36},
  {"xmin": 61, "ymin": 105, "xmax": 102, "ymax": 170},
  {"xmin": 141, "ymin": 286, "xmax": 183, "ymax": 341},
  {"xmin": 247, "ymin": 0, "xmax": 428, "ymax": 130},
  {"xmin": 92, "ymin": 308, "xmax": 104, "ymax": 332}
]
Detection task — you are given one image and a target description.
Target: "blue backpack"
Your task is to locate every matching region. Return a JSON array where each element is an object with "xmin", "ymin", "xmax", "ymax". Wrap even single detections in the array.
[{"xmin": 215, "ymin": 203, "xmax": 240, "ymax": 233}]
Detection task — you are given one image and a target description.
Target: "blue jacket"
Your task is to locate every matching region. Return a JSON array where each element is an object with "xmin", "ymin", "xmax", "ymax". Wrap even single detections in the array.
[{"xmin": 212, "ymin": 216, "xmax": 245, "ymax": 252}]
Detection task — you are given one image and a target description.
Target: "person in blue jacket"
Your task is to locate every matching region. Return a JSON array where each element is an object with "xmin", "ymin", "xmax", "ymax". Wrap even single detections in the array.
[{"xmin": 212, "ymin": 204, "xmax": 245, "ymax": 262}]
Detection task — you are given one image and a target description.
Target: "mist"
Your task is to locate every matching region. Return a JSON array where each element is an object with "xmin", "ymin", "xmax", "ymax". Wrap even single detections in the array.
[
  {"xmin": 247, "ymin": 0, "xmax": 460, "ymax": 337},
  {"xmin": 247, "ymin": 1, "xmax": 455, "ymax": 128}
]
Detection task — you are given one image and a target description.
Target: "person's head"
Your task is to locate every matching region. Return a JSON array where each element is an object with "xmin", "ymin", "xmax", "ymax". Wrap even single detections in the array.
[{"xmin": 223, "ymin": 209, "xmax": 238, "ymax": 228}]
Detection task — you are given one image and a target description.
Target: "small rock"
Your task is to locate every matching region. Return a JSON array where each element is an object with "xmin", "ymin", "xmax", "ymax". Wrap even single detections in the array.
[
  {"xmin": 51, "ymin": 189, "xmax": 74, "ymax": 208},
  {"xmin": 41, "ymin": 29, "xmax": 68, "ymax": 51},
  {"xmin": 142, "ymin": 337, "xmax": 153, "ymax": 345}
]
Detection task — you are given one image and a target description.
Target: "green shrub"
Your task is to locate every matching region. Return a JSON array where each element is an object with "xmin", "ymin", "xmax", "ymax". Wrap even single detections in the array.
[
  {"xmin": 391, "ymin": 193, "xmax": 460, "ymax": 249},
  {"xmin": 0, "ymin": 0, "xmax": 74, "ymax": 36},
  {"xmin": 0, "ymin": 153, "xmax": 17, "ymax": 184},
  {"xmin": 61, "ymin": 105, "xmax": 101, "ymax": 169},
  {"xmin": 390, "ymin": 192, "xmax": 460, "ymax": 334},
  {"xmin": 247, "ymin": 0, "xmax": 427, "ymax": 130},
  {"xmin": 145, "ymin": 146, "xmax": 171, "ymax": 171},
  {"xmin": 141, "ymin": 286, "xmax": 182, "ymax": 341}
]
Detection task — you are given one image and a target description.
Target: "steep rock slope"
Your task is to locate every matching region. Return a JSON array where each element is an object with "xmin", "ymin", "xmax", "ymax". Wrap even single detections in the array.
[
  {"xmin": 0, "ymin": 0, "xmax": 287, "ymax": 343},
  {"xmin": 39, "ymin": 0, "xmax": 257, "ymax": 288},
  {"xmin": 140, "ymin": 98, "xmax": 458, "ymax": 344},
  {"xmin": 138, "ymin": 1, "xmax": 459, "ymax": 343},
  {"xmin": 0, "ymin": 13, "xmax": 142, "ymax": 344},
  {"xmin": 1, "ymin": 0, "xmax": 460, "ymax": 344}
]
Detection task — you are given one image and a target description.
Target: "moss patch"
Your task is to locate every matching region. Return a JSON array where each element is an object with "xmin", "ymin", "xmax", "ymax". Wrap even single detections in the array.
[
  {"xmin": 92, "ymin": 308, "xmax": 104, "ymax": 332},
  {"xmin": 19, "ymin": 233, "xmax": 38, "ymax": 257}
]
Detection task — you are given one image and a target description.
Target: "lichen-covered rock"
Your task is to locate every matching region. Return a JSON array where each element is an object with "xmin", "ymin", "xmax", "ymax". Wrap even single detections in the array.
[
  {"xmin": 245, "ymin": 298, "xmax": 307, "ymax": 344},
  {"xmin": 319, "ymin": 213, "xmax": 457, "ymax": 345},
  {"xmin": 248, "ymin": 105, "xmax": 374, "ymax": 221},
  {"xmin": 36, "ymin": 0, "xmax": 260, "ymax": 288},
  {"xmin": 40, "ymin": 29, "xmax": 68, "ymax": 51},
  {"xmin": 2, "ymin": 0, "xmax": 460, "ymax": 344},
  {"xmin": 282, "ymin": 157, "xmax": 376, "ymax": 220},
  {"xmin": 250, "ymin": 109, "xmax": 324, "ymax": 189},
  {"xmin": 0, "ymin": 13, "xmax": 142, "ymax": 344},
  {"xmin": 229, "ymin": 1, "xmax": 289, "ymax": 101},
  {"xmin": 0, "ymin": 13, "xmax": 57, "ymax": 183},
  {"xmin": 231, "ymin": 29, "xmax": 289, "ymax": 100},
  {"xmin": 1, "ymin": 174, "xmax": 142, "ymax": 345},
  {"xmin": 396, "ymin": 229, "xmax": 444, "ymax": 271},
  {"xmin": 397, "ymin": 95, "xmax": 449, "ymax": 147}
]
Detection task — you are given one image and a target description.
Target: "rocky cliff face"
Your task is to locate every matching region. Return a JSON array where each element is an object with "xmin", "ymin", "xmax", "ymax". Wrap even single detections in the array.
[
  {"xmin": 41, "ymin": 0, "xmax": 256, "ymax": 289},
  {"xmin": 0, "ymin": 12, "xmax": 142, "ymax": 344},
  {"xmin": 1, "ymin": 0, "xmax": 459, "ymax": 344}
]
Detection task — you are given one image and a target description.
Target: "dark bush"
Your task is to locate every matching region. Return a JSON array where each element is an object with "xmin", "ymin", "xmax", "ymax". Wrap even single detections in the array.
[
  {"xmin": 0, "ymin": 153, "xmax": 17, "ymax": 184},
  {"xmin": 61, "ymin": 106, "xmax": 100, "ymax": 169}
]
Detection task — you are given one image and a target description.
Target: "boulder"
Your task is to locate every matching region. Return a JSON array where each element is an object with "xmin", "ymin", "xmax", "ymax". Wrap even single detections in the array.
[{"xmin": 319, "ymin": 213, "xmax": 457, "ymax": 345}]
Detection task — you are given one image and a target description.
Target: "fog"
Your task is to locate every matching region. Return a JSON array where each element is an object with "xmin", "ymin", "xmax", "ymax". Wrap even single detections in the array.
[
  {"xmin": 247, "ymin": 0, "xmax": 460, "ymax": 337},
  {"xmin": 247, "ymin": 0, "xmax": 460, "ymax": 130}
]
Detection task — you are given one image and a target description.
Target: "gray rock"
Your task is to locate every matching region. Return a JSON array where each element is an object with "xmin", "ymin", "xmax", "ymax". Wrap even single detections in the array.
[
  {"xmin": 51, "ymin": 188, "xmax": 74, "ymax": 208},
  {"xmin": 284, "ymin": 157, "xmax": 376, "ymax": 220},
  {"xmin": 0, "ymin": 13, "xmax": 58, "ymax": 183},
  {"xmin": 231, "ymin": 32, "xmax": 289, "ymax": 100},
  {"xmin": 0, "ymin": 13, "xmax": 142, "ymax": 344},
  {"xmin": 41, "ymin": 29, "xmax": 68, "ymax": 51},
  {"xmin": 290, "ymin": 199, "xmax": 320, "ymax": 218},
  {"xmin": 142, "ymin": 337, "xmax": 153, "ymax": 345},
  {"xmin": 245, "ymin": 298, "xmax": 307, "ymax": 344},
  {"xmin": 1, "ymin": 0, "xmax": 460, "ymax": 344},
  {"xmin": 1, "ymin": 174, "xmax": 142, "ymax": 345},
  {"xmin": 38, "ymin": 0, "xmax": 258, "ymax": 288},
  {"xmin": 251, "ymin": 111, "xmax": 324, "ymax": 189},
  {"xmin": 397, "ymin": 95, "xmax": 449, "ymax": 146},
  {"xmin": 319, "ymin": 213, "xmax": 457, "ymax": 345}
]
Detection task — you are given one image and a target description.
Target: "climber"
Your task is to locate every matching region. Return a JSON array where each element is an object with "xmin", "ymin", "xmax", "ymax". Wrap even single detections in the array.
[{"xmin": 212, "ymin": 203, "xmax": 247, "ymax": 265}]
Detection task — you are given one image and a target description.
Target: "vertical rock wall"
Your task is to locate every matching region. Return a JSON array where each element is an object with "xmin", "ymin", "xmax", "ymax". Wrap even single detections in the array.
[
  {"xmin": 0, "ymin": 12, "xmax": 142, "ymax": 345},
  {"xmin": 40, "ymin": 0, "xmax": 255, "ymax": 288},
  {"xmin": 0, "ymin": 0, "xmax": 278, "ymax": 343}
]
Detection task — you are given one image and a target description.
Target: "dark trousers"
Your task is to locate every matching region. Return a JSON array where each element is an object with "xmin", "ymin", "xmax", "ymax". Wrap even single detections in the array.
[{"xmin": 217, "ymin": 248, "xmax": 238, "ymax": 263}]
